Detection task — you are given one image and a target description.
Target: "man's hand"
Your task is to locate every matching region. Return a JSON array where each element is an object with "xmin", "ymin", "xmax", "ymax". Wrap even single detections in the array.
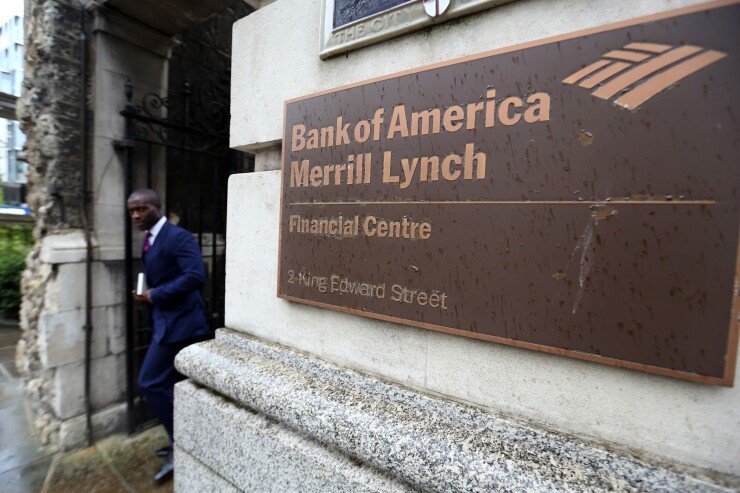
[{"xmin": 132, "ymin": 288, "xmax": 153, "ymax": 304}]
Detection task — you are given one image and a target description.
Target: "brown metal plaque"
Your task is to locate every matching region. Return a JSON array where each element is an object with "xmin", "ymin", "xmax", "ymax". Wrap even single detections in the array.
[{"xmin": 278, "ymin": 1, "xmax": 740, "ymax": 385}]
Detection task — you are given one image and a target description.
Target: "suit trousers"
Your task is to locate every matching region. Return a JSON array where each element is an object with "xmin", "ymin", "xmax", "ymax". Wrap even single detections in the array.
[{"xmin": 137, "ymin": 338, "xmax": 191, "ymax": 444}]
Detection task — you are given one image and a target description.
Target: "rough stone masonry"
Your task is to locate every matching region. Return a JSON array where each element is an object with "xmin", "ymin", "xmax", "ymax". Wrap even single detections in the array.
[{"xmin": 16, "ymin": 0, "xmax": 87, "ymax": 448}]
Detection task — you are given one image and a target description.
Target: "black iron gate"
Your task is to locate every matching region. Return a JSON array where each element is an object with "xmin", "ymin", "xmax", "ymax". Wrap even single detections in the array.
[{"xmin": 117, "ymin": 76, "xmax": 250, "ymax": 433}]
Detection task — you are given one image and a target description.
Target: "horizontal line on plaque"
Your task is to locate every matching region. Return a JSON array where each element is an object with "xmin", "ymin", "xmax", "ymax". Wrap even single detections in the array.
[{"xmin": 290, "ymin": 200, "xmax": 716, "ymax": 206}]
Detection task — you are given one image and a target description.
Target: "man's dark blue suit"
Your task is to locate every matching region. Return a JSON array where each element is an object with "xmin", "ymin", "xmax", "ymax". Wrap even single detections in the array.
[{"xmin": 138, "ymin": 221, "xmax": 209, "ymax": 444}]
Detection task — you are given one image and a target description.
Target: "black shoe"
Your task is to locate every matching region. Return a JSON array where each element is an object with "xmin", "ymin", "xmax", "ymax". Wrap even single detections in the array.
[
  {"xmin": 154, "ymin": 451, "xmax": 174, "ymax": 482},
  {"xmin": 155, "ymin": 446, "xmax": 171, "ymax": 458}
]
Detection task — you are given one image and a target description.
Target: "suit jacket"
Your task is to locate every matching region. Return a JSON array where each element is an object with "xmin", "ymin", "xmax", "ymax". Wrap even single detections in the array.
[{"xmin": 143, "ymin": 221, "xmax": 209, "ymax": 345}]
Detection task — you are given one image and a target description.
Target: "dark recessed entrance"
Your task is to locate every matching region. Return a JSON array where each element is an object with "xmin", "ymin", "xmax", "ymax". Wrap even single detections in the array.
[{"xmin": 117, "ymin": 3, "xmax": 253, "ymax": 433}]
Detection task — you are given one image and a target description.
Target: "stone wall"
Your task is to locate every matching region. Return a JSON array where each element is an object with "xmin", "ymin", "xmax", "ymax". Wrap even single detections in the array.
[
  {"xmin": 18, "ymin": 0, "xmax": 84, "ymax": 233},
  {"xmin": 174, "ymin": 170, "xmax": 739, "ymax": 491},
  {"xmin": 16, "ymin": 0, "xmax": 89, "ymax": 447},
  {"xmin": 173, "ymin": 0, "xmax": 740, "ymax": 489},
  {"xmin": 230, "ymin": 0, "xmax": 740, "ymax": 472}
]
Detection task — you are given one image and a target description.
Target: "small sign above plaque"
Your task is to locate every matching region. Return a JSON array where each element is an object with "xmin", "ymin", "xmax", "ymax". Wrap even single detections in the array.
[
  {"xmin": 320, "ymin": 0, "xmax": 511, "ymax": 59},
  {"xmin": 288, "ymin": 1, "xmax": 740, "ymax": 385}
]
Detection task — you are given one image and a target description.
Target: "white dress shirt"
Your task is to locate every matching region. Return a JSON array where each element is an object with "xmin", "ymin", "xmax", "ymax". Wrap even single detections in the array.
[{"xmin": 146, "ymin": 216, "xmax": 167, "ymax": 249}]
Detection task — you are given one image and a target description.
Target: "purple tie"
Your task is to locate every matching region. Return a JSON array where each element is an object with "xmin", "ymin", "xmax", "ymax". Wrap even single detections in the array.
[{"xmin": 143, "ymin": 231, "xmax": 151, "ymax": 255}]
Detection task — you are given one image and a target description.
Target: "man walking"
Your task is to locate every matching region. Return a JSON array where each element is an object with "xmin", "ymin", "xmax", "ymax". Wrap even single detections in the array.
[{"xmin": 128, "ymin": 188, "xmax": 209, "ymax": 481}]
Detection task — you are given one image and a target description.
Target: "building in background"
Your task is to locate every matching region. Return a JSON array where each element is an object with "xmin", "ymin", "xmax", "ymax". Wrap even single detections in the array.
[{"xmin": 0, "ymin": 12, "xmax": 26, "ymax": 203}]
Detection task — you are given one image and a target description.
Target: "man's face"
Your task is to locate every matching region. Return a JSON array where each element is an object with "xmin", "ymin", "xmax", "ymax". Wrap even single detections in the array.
[{"xmin": 127, "ymin": 195, "xmax": 162, "ymax": 231}]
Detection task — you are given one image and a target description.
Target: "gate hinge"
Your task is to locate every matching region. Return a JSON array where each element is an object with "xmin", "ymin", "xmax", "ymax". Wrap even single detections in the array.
[{"xmin": 112, "ymin": 139, "xmax": 134, "ymax": 150}]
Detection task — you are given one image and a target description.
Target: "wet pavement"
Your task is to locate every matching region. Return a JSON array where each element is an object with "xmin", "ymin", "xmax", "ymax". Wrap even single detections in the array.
[
  {"xmin": 0, "ymin": 318, "xmax": 50, "ymax": 493},
  {"xmin": 0, "ymin": 320, "xmax": 174, "ymax": 493},
  {"xmin": 42, "ymin": 429, "xmax": 174, "ymax": 493}
]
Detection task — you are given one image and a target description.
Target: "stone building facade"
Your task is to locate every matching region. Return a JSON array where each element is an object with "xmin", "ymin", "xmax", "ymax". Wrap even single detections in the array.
[
  {"xmin": 174, "ymin": 0, "xmax": 740, "ymax": 491},
  {"xmin": 16, "ymin": 0, "xmax": 739, "ymax": 491},
  {"xmin": 17, "ymin": 0, "xmax": 256, "ymax": 450}
]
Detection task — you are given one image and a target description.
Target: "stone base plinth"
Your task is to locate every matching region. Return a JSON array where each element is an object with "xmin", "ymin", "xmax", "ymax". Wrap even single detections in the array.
[
  {"xmin": 174, "ymin": 329, "xmax": 733, "ymax": 492},
  {"xmin": 175, "ymin": 381, "xmax": 414, "ymax": 492}
]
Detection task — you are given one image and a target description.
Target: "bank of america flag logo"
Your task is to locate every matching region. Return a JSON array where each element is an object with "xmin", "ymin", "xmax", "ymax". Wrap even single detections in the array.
[{"xmin": 562, "ymin": 42, "xmax": 726, "ymax": 110}]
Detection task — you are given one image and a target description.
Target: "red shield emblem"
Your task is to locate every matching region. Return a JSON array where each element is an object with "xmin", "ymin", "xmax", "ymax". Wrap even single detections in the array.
[{"xmin": 423, "ymin": 0, "xmax": 452, "ymax": 17}]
